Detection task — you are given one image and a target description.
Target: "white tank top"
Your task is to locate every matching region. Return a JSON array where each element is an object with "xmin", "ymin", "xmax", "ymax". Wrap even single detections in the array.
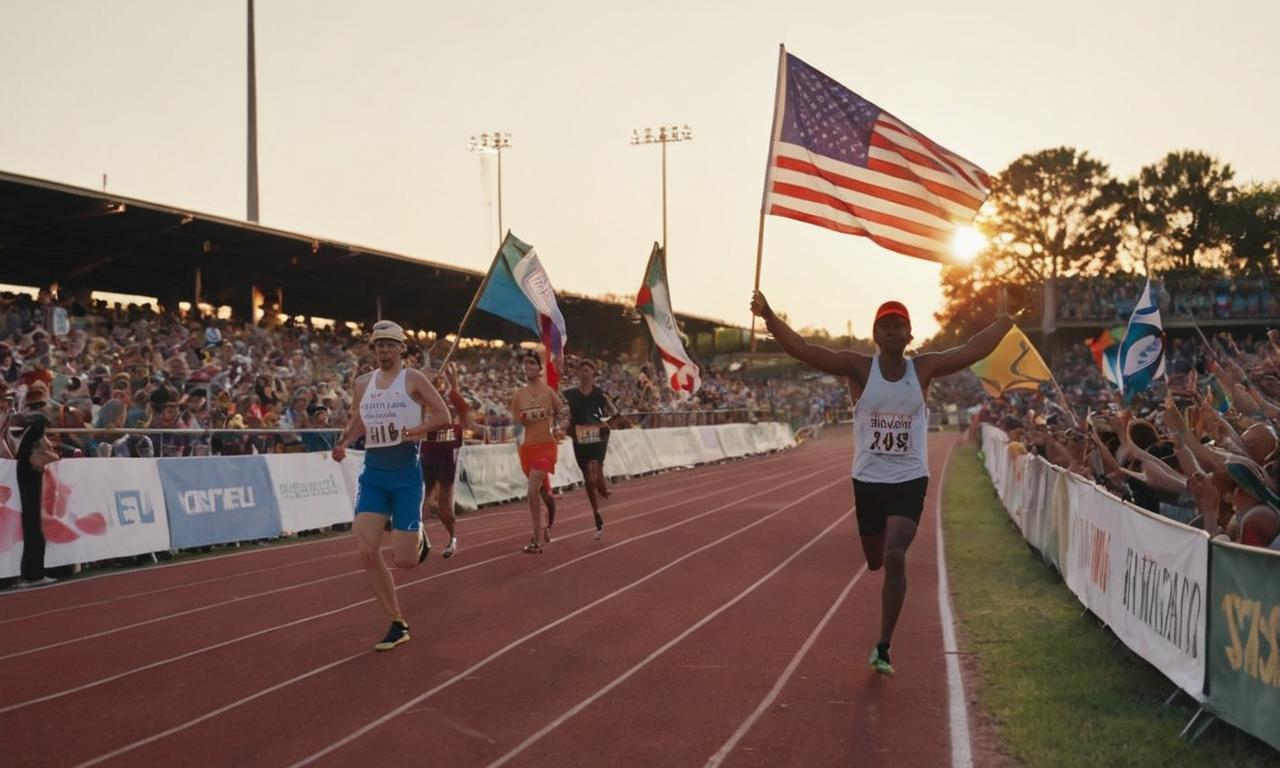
[
  {"xmin": 852, "ymin": 355, "xmax": 929, "ymax": 483},
  {"xmin": 359, "ymin": 368, "xmax": 421, "ymax": 449}
]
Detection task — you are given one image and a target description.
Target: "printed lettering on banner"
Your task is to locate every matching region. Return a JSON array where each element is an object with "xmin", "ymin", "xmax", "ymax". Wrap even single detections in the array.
[
  {"xmin": 0, "ymin": 459, "xmax": 21, "ymax": 578},
  {"xmin": 159, "ymin": 456, "xmax": 281, "ymax": 549},
  {"xmin": 264, "ymin": 453, "xmax": 352, "ymax": 532},
  {"xmin": 866, "ymin": 411, "xmax": 912, "ymax": 455},
  {"xmin": 41, "ymin": 458, "xmax": 171, "ymax": 569},
  {"xmin": 1063, "ymin": 472, "xmax": 1208, "ymax": 698},
  {"xmin": 1207, "ymin": 542, "xmax": 1280, "ymax": 750}
]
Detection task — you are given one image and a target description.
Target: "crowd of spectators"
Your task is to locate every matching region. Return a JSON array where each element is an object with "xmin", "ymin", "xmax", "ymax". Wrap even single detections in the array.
[
  {"xmin": 972, "ymin": 328, "xmax": 1280, "ymax": 552},
  {"xmin": 1055, "ymin": 274, "xmax": 1279, "ymax": 322},
  {"xmin": 0, "ymin": 288, "xmax": 847, "ymax": 459}
]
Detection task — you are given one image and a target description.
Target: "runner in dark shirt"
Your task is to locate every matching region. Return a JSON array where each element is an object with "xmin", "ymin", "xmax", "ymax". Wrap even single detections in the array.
[
  {"xmin": 563, "ymin": 359, "xmax": 617, "ymax": 539},
  {"xmin": 420, "ymin": 363, "xmax": 467, "ymax": 558}
]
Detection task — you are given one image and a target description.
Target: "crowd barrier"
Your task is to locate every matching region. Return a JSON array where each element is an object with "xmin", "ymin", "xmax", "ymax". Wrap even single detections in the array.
[
  {"xmin": 0, "ymin": 422, "xmax": 795, "ymax": 582},
  {"xmin": 979, "ymin": 425, "xmax": 1279, "ymax": 752}
]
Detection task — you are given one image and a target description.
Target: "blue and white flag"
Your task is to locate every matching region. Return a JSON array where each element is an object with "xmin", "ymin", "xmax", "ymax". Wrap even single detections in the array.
[{"xmin": 1118, "ymin": 278, "xmax": 1166, "ymax": 402}]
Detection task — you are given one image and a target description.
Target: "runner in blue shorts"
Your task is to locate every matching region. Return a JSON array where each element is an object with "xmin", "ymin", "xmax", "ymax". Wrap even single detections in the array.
[{"xmin": 331, "ymin": 320, "xmax": 451, "ymax": 652}]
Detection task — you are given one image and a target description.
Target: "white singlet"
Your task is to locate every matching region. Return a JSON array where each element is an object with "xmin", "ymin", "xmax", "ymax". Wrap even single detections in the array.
[
  {"xmin": 851, "ymin": 355, "xmax": 929, "ymax": 483},
  {"xmin": 358, "ymin": 368, "xmax": 421, "ymax": 449}
]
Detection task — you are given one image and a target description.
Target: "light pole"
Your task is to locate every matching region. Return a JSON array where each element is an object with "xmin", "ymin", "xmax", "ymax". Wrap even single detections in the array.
[
  {"xmin": 467, "ymin": 132, "xmax": 512, "ymax": 244},
  {"xmin": 631, "ymin": 124, "xmax": 692, "ymax": 273}
]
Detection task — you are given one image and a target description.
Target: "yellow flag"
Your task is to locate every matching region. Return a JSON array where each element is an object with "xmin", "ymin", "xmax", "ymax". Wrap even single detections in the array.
[{"xmin": 969, "ymin": 326, "xmax": 1052, "ymax": 397}]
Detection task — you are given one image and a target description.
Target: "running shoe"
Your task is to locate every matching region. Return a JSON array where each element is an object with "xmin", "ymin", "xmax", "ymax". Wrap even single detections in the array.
[
  {"xmin": 442, "ymin": 536, "xmax": 458, "ymax": 559},
  {"xmin": 593, "ymin": 526, "xmax": 604, "ymax": 541},
  {"xmin": 417, "ymin": 527, "xmax": 431, "ymax": 564},
  {"xmin": 869, "ymin": 645, "xmax": 894, "ymax": 675},
  {"xmin": 374, "ymin": 620, "xmax": 410, "ymax": 651}
]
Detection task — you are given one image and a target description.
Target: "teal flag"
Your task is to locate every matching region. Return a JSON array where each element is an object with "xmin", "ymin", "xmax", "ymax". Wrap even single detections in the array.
[{"xmin": 475, "ymin": 232, "xmax": 539, "ymax": 335}]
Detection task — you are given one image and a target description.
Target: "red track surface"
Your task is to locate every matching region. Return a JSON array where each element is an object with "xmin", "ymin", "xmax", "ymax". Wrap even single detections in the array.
[{"xmin": 0, "ymin": 428, "xmax": 964, "ymax": 768}]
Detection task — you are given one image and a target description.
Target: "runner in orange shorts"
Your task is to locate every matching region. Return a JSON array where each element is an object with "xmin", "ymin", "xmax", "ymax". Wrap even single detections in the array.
[{"xmin": 511, "ymin": 352, "xmax": 565, "ymax": 553}]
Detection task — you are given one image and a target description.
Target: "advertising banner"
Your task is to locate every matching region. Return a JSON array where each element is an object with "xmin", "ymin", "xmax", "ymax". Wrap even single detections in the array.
[
  {"xmin": 42, "ymin": 458, "xmax": 170, "ymax": 568},
  {"xmin": 263, "ymin": 453, "xmax": 352, "ymax": 532},
  {"xmin": 1063, "ymin": 473, "xmax": 1208, "ymax": 697},
  {"xmin": 159, "ymin": 456, "xmax": 281, "ymax": 549},
  {"xmin": 1206, "ymin": 541, "xmax": 1280, "ymax": 750}
]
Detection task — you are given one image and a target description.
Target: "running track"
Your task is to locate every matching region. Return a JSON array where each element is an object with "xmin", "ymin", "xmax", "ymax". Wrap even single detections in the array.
[{"xmin": 0, "ymin": 428, "xmax": 968, "ymax": 767}]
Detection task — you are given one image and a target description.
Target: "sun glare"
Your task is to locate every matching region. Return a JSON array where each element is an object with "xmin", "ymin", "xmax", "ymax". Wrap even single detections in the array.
[{"xmin": 952, "ymin": 226, "xmax": 986, "ymax": 262}]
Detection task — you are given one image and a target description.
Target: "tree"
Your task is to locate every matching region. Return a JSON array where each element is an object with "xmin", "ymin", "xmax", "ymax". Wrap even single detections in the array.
[
  {"xmin": 936, "ymin": 147, "xmax": 1123, "ymax": 340},
  {"xmin": 1132, "ymin": 150, "xmax": 1235, "ymax": 271},
  {"xmin": 1219, "ymin": 182, "xmax": 1280, "ymax": 277}
]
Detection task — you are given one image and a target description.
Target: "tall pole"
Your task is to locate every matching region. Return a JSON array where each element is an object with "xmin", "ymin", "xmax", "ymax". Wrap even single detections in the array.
[
  {"xmin": 246, "ymin": 0, "xmax": 259, "ymax": 223},
  {"xmin": 468, "ymin": 132, "xmax": 512, "ymax": 245},
  {"xmin": 497, "ymin": 144, "xmax": 504, "ymax": 243},
  {"xmin": 632, "ymin": 124, "xmax": 692, "ymax": 278}
]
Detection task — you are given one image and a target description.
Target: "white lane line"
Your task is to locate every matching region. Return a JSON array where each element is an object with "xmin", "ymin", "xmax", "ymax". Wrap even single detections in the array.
[
  {"xmin": 934, "ymin": 447, "xmax": 973, "ymax": 768},
  {"xmin": 1, "ymin": 456, "xmax": 834, "ymax": 713},
  {"xmin": 705, "ymin": 562, "xmax": 868, "ymax": 767},
  {"xmin": 0, "ymin": 446, "xmax": 814, "ymax": 620},
  {"xmin": 542, "ymin": 455, "xmax": 853, "ymax": 575},
  {"xmin": 486, "ymin": 507, "xmax": 857, "ymax": 768},
  {"xmin": 286, "ymin": 478, "xmax": 852, "ymax": 768},
  {"xmin": 0, "ymin": 445, "xmax": 811, "ymax": 603}
]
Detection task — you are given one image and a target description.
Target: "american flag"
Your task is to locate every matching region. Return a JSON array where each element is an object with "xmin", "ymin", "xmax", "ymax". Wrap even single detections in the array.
[{"xmin": 763, "ymin": 52, "xmax": 991, "ymax": 263}]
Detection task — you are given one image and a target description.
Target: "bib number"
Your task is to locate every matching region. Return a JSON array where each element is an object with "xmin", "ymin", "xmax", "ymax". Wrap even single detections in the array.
[
  {"xmin": 575, "ymin": 425, "xmax": 602, "ymax": 444},
  {"xmin": 867, "ymin": 429, "xmax": 910, "ymax": 455},
  {"xmin": 365, "ymin": 421, "xmax": 401, "ymax": 448}
]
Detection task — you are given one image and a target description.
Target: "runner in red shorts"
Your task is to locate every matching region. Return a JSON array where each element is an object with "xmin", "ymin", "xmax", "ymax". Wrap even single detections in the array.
[{"xmin": 420, "ymin": 362, "xmax": 468, "ymax": 558}]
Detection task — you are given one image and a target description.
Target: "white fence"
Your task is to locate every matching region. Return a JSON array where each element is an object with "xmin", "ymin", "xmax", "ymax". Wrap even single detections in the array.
[{"xmin": 2, "ymin": 423, "xmax": 795, "ymax": 578}]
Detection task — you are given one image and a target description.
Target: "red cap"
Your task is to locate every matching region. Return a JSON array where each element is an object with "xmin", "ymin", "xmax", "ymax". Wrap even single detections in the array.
[{"xmin": 874, "ymin": 301, "xmax": 911, "ymax": 327}]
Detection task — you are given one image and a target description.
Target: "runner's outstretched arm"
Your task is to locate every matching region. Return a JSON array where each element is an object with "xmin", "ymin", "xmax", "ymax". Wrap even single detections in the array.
[{"xmin": 751, "ymin": 291, "xmax": 866, "ymax": 381}]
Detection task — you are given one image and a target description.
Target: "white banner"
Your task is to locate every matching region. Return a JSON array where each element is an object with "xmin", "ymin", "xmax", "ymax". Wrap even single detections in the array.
[
  {"xmin": 1062, "ymin": 473, "xmax": 1209, "ymax": 698},
  {"xmin": 338, "ymin": 451, "xmax": 365, "ymax": 506},
  {"xmin": 0, "ymin": 459, "xmax": 20, "ymax": 578},
  {"xmin": 264, "ymin": 453, "xmax": 354, "ymax": 533},
  {"xmin": 42, "ymin": 458, "xmax": 170, "ymax": 569}
]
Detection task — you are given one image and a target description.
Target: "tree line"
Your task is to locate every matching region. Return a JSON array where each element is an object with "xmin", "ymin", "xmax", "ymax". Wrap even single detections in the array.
[{"xmin": 934, "ymin": 148, "xmax": 1280, "ymax": 344}]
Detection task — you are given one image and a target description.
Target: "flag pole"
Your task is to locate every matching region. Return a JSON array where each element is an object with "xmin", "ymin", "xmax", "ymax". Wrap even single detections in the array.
[
  {"xmin": 750, "ymin": 43, "xmax": 788, "ymax": 352},
  {"xmin": 437, "ymin": 234, "xmax": 506, "ymax": 375}
]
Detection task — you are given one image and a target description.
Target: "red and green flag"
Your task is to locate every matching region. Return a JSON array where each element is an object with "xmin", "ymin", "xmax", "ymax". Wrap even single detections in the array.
[{"xmin": 636, "ymin": 244, "xmax": 700, "ymax": 394}]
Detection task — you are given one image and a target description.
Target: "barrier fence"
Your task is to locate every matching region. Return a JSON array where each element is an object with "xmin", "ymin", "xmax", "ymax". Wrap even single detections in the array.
[
  {"xmin": 979, "ymin": 424, "xmax": 1279, "ymax": 752},
  {"xmin": 1, "ymin": 422, "xmax": 795, "ymax": 582}
]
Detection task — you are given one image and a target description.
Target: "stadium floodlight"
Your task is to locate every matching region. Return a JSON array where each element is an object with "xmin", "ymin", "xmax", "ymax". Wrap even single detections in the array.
[
  {"xmin": 468, "ymin": 132, "xmax": 513, "ymax": 243},
  {"xmin": 630, "ymin": 124, "xmax": 693, "ymax": 272}
]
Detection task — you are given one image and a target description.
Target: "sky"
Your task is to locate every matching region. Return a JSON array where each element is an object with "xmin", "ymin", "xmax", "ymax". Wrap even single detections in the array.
[{"xmin": 2, "ymin": 1, "xmax": 1278, "ymax": 342}]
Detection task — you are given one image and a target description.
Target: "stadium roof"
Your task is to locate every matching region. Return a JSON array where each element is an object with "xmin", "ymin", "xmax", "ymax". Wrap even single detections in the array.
[{"xmin": 0, "ymin": 170, "xmax": 740, "ymax": 353}]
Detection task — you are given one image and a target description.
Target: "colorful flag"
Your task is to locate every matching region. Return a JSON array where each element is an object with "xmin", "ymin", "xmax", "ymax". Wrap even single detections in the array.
[
  {"xmin": 761, "ymin": 49, "xmax": 991, "ymax": 264},
  {"xmin": 1118, "ymin": 278, "xmax": 1166, "ymax": 402},
  {"xmin": 475, "ymin": 232, "xmax": 568, "ymax": 387},
  {"xmin": 969, "ymin": 325, "xmax": 1053, "ymax": 397},
  {"xmin": 636, "ymin": 244, "xmax": 700, "ymax": 394},
  {"xmin": 1085, "ymin": 326, "xmax": 1125, "ymax": 387}
]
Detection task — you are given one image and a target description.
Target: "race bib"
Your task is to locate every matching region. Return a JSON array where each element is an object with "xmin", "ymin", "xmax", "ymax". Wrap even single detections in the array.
[
  {"xmin": 427, "ymin": 426, "xmax": 458, "ymax": 443},
  {"xmin": 522, "ymin": 406, "xmax": 549, "ymax": 421},
  {"xmin": 575, "ymin": 424, "xmax": 602, "ymax": 444},
  {"xmin": 363, "ymin": 420, "xmax": 403, "ymax": 448},
  {"xmin": 866, "ymin": 412, "xmax": 913, "ymax": 455}
]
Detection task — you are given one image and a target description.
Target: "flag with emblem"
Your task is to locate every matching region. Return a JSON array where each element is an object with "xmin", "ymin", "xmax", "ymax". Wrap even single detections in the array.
[
  {"xmin": 761, "ymin": 48, "xmax": 991, "ymax": 263},
  {"xmin": 1118, "ymin": 278, "xmax": 1166, "ymax": 403},
  {"xmin": 969, "ymin": 325, "xmax": 1053, "ymax": 397},
  {"xmin": 475, "ymin": 232, "xmax": 568, "ymax": 387},
  {"xmin": 636, "ymin": 244, "xmax": 700, "ymax": 394}
]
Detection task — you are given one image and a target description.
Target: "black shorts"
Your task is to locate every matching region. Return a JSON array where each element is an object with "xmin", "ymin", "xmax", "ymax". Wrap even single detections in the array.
[
  {"xmin": 851, "ymin": 476, "xmax": 928, "ymax": 537},
  {"xmin": 421, "ymin": 462, "xmax": 457, "ymax": 488},
  {"xmin": 572, "ymin": 441, "xmax": 608, "ymax": 470}
]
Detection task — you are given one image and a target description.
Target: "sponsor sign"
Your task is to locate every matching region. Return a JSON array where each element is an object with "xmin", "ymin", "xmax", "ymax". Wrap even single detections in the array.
[{"xmin": 159, "ymin": 456, "xmax": 280, "ymax": 548}]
